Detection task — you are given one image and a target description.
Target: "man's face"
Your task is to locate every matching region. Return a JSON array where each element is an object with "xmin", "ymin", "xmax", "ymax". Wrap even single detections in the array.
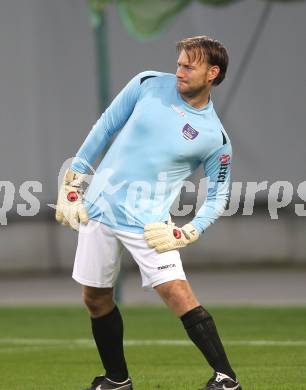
[{"xmin": 176, "ymin": 50, "xmax": 218, "ymax": 97}]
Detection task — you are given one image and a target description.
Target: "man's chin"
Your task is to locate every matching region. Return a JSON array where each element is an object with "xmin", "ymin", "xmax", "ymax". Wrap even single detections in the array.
[
  {"xmin": 177, "ymin": 88, "xmax": 194, "ymax": 100},
  {"xmin": 176, "ymin": 83, "xmax": 189, "ymax": 94}
]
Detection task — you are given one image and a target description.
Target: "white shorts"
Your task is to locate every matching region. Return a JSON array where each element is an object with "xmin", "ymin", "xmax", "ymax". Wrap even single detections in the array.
[{"xmin": 72, "ymin": 220, "xmax": 186, "ymax": 289}]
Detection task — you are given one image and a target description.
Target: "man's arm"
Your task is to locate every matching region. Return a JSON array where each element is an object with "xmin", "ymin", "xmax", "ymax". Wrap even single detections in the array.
[
  {"xmin": 56, "ymin": 71, "xmax": 155, "ymax": 229},
  {"xmin": 191, "ymin": 142, "xmax": 232, "ymax": 234},
  {"xmin": 144, "ymin": 143, "xmax": 232, "ymax": 252},
  {"xmin": 71, "ymin": 72, "xmax": 147, "ymax": 174}
]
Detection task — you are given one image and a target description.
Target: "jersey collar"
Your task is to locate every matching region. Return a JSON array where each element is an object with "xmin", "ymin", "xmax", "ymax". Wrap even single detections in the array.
[{"xmin": 176, "ymin": 90, "xmax": 213, "ymax": 115}]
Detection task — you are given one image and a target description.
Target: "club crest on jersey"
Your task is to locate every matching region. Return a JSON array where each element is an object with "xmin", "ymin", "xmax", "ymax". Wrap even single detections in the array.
[
  {"xmin": 182, "ymin": 124, "xmax": 199, "ymax": 140},
  {"xmin": 217, "ymin": 154, "xmax": 231, "ymax": 183}
]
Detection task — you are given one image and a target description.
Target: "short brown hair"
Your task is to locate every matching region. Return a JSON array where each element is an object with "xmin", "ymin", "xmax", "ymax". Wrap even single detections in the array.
[{"xmin": 176, "ymin": 35, "xmax": 229, "ymax": 86}]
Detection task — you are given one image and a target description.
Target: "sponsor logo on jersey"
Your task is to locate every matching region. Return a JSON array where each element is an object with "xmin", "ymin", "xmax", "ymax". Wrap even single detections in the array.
[
  {"xmin": 217, "ymin": 154, "xmax": 231, "ymax": 183},
  {"xmin": 219, "ymin": 154, "xmax": 231, "ymax": 164},
  {"xmin": 157, "ymin": 263, "xmax": 176, "ymax": 270},
  {"xmin": 182, "ymin": 123, "xmax": 199, "ymax": 140}
]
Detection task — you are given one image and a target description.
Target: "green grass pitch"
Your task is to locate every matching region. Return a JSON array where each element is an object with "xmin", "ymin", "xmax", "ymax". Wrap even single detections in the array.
[{"xmin": 0, "ymin": 305, "xmax": 306, "ymax": 389}]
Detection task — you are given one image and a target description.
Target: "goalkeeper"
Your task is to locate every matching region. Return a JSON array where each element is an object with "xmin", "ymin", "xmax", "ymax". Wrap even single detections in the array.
[{"xmin": 56, "ymin": 36, "xmax": 242, "ymax": 390}]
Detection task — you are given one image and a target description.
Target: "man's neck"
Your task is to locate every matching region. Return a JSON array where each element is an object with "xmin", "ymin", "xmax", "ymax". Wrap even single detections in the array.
[{"xmin": 179, "ymin": 87, "xmax": 211, "ymax": 109}]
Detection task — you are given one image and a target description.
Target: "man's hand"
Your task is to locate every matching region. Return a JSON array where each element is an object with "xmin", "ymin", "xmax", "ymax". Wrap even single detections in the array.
[
  {"xmin": 55, "ymin": 168, "xmax": 89, "ymax": 230},
  {"xmin": 144, "ymin": 218, "xmax": 199, "ymax": 253}
]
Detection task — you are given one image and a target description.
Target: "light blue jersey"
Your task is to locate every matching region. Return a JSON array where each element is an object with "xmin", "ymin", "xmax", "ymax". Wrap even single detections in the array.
[{"xmin": 71, "ymin": 71, "xmax": 232, "ymax": 234}]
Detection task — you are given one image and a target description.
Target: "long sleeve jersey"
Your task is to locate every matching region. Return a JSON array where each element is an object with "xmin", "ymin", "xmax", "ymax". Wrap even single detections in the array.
[{"xmin": 71, "ymin": 71, "xmax": 232, "ymax": 234}]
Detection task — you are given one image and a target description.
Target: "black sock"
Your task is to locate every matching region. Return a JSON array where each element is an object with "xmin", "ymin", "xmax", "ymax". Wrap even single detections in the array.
[
  {"xmin": 91, "ymin": 306, "xmax": 129, "ymax": 382},
  {"xmin": 181, "ymin": 306, "xmax": 236, "ymax": 381}
]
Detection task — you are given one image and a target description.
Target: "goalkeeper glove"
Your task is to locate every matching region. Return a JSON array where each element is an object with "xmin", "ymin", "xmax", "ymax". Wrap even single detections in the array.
[
  {"xmin": 55, "ymin": 168, "xmax": 89, "ymax": 230},
  {"xmin": 144, "ymin": 218, "xmax": 199, "ymax": 253}
]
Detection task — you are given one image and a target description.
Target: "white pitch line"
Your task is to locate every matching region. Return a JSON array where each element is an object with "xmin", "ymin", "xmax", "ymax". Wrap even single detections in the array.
[
  {"xmin": 125, "ymin": 340, "xmax": 306, "ymax": 347},
  {"xmin": 0, "ymin": 338, "xmax": 306, "ymax": 351}
]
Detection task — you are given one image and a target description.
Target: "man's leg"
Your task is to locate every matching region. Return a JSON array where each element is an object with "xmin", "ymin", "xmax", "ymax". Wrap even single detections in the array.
[
  {"xmin": 155, "ymin": 279, "xmax": 236, "ymax": 380},
  {"xmin": 82, "ymin": 286, "xmax": 129, "ymax": 383}
]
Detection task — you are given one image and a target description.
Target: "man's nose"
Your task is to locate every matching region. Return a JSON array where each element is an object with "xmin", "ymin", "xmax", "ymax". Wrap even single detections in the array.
[{"xmin": 176, "ymin": 67, "xmax": 184, "ymax": 78}]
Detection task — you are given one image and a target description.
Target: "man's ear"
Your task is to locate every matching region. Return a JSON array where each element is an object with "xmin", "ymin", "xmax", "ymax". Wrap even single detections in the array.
[{"xmin": 208, "ymin": 65, "xmax": 220, "ymax": 83}]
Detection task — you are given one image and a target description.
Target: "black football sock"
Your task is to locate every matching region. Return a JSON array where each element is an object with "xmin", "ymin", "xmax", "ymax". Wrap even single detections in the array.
[
  {"xmin": 91, "ymin": 306, "xmax": 129, "ymax": 382},
  {"xmin": 181, "ymin": 305, "xmax": 236, "ymax": 381}
]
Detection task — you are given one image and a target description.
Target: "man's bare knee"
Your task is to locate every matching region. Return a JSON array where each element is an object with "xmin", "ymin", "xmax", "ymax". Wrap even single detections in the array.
[
  {"xmin": 82, "ymin": 286, "xmax": 114, "ymax": 318},
  {"xmin": 155, "ymin": 279, "xmax": 199, "ymax": 317}
]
